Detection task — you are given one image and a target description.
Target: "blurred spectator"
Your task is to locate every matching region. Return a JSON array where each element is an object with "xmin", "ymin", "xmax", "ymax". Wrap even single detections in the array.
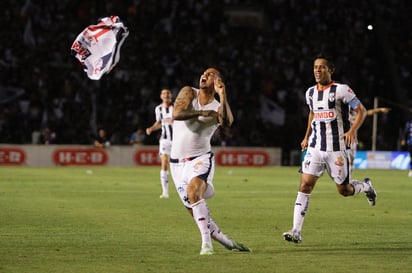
[
  {"xmin": 93, "ymin": 128, "xmax": 110, "ymax": 148},
  {"xmin": 400, "ymin": 119, "xmax": 412, "ymax": 177},
  {"xmin": 129, "ymin": 127, "xmax": 146, "ymax": 145},
  {"xmin": 41, "ymin": 127, "xmax": 56, "ymax": 144},
  {"xmin": 0, "ymin": 1, "xmax": 407, "ymax": 152},
  {"xmin": 31, "ymin": 130, "xmax": 41, "ymax": 144}
]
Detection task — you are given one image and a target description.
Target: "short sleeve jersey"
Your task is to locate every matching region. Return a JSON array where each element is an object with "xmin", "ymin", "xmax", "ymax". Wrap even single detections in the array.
[
  {"xmin": 155, "ymin": 103, "xmax": 174, "ymax": 142},
  {"xmin": 305, "ymin": 82, "xmax": 357, "ymax": 152}
]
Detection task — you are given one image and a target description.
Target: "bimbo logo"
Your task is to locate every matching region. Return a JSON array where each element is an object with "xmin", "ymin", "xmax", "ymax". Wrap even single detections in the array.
[
  {"xmin": 71, "ymin": 41, "xmax": 91, "ymax": 60},
  {"xmin": 0, "ymin": 148, "xmax": 26, "ymax": 165},
  {"xmin": 313, "ymin": 110, "xmax": 336, "ymax": 121},
  {"xmin": 53, "ymin": 148, "xmax": 108, "ymax": 166}
]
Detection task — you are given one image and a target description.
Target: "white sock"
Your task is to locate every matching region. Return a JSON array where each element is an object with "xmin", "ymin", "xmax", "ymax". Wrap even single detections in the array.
[
  {"xmin": 160, "ymin": 170, "xmax": 168, "ymax": 195},
  {"xmin": 209, "ymin": 218, "xmax": 233, "ymax": 248},
  {"xmin": 293, "ymin": 192, "xmax": 310, "ymax": 232},
  {"xmin": 350, "ymin": 179, "xmax": 369, "ymax": 194},
  {"xmin": 192, "ymin": 199, "xmax": 212, "ymax": 247}
]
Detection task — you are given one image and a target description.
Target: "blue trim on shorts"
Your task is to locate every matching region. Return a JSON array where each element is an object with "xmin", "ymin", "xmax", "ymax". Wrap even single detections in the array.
[
  {"xmin": 197, "ymin": 153, "xmax": 214, "ymax": 182},
  {"xmin": 170, "ymin": 151, "xmax": 212, "ymax": 163}
]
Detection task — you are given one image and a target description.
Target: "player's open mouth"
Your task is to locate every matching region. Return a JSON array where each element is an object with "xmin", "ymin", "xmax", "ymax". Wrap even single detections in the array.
[{"xmin": 201, "ymin": 77, "xmax": 207, "ymax": 83}]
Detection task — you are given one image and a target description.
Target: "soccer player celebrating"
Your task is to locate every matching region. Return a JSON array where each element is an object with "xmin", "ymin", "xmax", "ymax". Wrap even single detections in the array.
[
  {"xmin": 169, "ymin": 68, "xmax": 250, "ymax": 255},
  {"xmin": 282, "ymin": 55, "xmax": 377, "ymax": 244}
]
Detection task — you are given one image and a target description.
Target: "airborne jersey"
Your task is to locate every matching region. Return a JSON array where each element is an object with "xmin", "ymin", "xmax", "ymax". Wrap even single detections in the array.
[
  {"xmin": 305, "ymin": 82, "xmax": 357, "ymax": 152},
  {"xmin": 155, "ymin": 103, "xmax": 174, "ymax": 142}
]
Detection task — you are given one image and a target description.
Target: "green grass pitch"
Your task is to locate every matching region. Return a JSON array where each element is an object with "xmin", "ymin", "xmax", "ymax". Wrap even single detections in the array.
[{"xmin": 0, "ymin": 166, "xmax": 411, "ymax": 273}]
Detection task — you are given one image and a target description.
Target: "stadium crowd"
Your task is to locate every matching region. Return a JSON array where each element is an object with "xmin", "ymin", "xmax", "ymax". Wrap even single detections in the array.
[{"xmin": 0, "ymin": 0, "xmax": 409, "ymax": 160}]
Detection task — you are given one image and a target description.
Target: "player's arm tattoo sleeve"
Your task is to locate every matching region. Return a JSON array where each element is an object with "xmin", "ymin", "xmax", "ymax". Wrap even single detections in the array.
[{"xmin": 172, "ymin": 87, "xmax": 204, "ymax": 120}]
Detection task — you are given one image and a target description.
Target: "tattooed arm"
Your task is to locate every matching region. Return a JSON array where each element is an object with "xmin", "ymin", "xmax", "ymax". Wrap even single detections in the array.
[{"xmin": 172, "ymin": 86, "xmax": 218, "ymax": 120}]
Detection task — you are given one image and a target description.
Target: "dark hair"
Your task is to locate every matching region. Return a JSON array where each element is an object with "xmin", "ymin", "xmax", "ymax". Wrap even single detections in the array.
[
  {"xmin": 313, "ymin": 53, "xmax": 335, "ymax": 70},
  {"xmin": 207, "ymin": 66, "xmax": 226, "ymax": 82}
]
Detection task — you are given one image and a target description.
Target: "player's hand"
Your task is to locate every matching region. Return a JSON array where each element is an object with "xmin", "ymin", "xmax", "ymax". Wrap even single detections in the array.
[
  {"xmin": 200, "ymin": 110, "xmax": 218, "ymax": 117},
  {"xmin": 146, "ymin": 128, "xmax": 151, "ymax": 135},
  {"xmin": 198, "ymin": 110, "xmax": 218, "ymax": 123},
  {"xmin": 300, "ymin": 138, "xmax": 309, "ymax": 151},
  {"xmin": 343, "ymin": 130, "xmax": 357, "ymax": 146},
  {"xmin": 214, "ymin": 76, "xmax": 225, "ymax": 97}
]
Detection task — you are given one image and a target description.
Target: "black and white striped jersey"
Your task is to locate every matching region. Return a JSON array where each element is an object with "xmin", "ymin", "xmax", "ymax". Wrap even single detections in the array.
[
  {"xmin": 155, "ymin": 103, "xmax": 174, "ymax": 142},
  {"xmin": 305, "ymin": 82, "xmax": 359, "ymax": 152}
]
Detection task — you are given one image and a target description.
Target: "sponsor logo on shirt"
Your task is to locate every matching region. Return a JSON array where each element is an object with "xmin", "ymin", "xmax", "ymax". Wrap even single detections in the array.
[
  {"xmin": 164, "ymin": 118, "xmax": 173, "ymax": 124},
  {"xmin": 313, "ymin": 109, "xmax": 336, "ymax": 121}
]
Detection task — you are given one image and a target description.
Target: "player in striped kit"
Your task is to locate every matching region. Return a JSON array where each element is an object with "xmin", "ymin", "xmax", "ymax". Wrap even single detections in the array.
[
  {"xmin": 283, "ymin": 55, "xmax": 377, "ymax": 244},
  {"xmin": 146, "ymin": 88, "xmax": 174, "ymax": 198}
]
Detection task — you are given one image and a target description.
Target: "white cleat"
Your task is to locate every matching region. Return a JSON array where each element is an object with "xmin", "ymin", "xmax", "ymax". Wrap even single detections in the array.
[
  {"xmin": 200, "ymin": 243, "xmax": 214, "ymax": 255},
  {"xmin": 364, "ymin": 178, "xmax": 377, "ymax": 206},
  {"xmin": 282, "ymin": 229, "xmax": 302, "ymax": 244}
]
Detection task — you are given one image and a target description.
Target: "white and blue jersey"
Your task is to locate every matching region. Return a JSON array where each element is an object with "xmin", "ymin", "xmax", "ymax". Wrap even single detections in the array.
[
  {"xmin": 306, "ymin": 82, "xmax": 359, "ymax": 152},
  {"xmin": 154, "ymin": 103, "xmax": 173, "ymax": 155},
  {"xmin": 155, "ymin": 103, "xmax": 174, "ymax": 142}
]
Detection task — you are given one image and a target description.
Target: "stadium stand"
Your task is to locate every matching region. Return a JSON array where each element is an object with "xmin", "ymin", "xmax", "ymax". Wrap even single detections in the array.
[{"xmin": 0, "ymin": 0, "xmax": 409, "ymax": 155}]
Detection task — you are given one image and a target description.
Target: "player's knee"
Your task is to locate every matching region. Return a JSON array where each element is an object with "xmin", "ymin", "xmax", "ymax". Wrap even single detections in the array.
[
  {"xmin": 337, "ymin": 185, "xmax": 353, "ymax": 197},
  {"xmin": 299, "ymin": 174, "xmax": 317, "ymax": 193},
  {"xmin": 187, "ymin": 192, "xmax": 201, "ymax": 204},
  {"xmin": 187, "ymin": 179, "xmax": 205, "ymax": 204},
  {"xmin": 339, "ymin": 191, "xmax": 351, "ymax": 197},
  {"xmin": 299, "ymin": 181, "xmax": 315, "ymax": 193}
]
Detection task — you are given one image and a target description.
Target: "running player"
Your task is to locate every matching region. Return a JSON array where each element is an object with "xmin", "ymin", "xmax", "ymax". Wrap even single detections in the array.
[
  {"xmin": 146, "ymin": 88, "xmax": 174, "ymax": 198},
  {"xmin": 282, "ymin": 55, "xmax": 377, "ymax": 244}
]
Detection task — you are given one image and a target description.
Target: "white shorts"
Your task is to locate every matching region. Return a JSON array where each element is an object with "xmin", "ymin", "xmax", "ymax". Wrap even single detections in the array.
[
  {"xmin": 302, "ymin": 147, "xmax": 350, "ymax": 185},
  {"xmin": 169, "ymin": 152, "xmax": 215, "ymax": 208},
  {"xmin": 159, "ymin": 139, "xmax": 172, "ymax": 155}
]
